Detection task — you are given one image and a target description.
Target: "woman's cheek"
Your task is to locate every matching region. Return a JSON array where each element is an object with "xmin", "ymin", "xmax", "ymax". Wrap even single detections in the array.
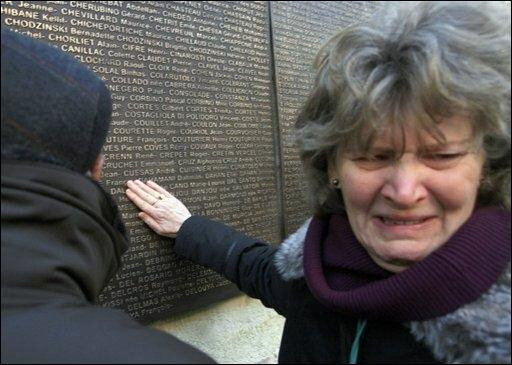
[
  {"xmin": 427, "ymin": 171, "xmax": 480, "ymax": 211},
  {"xmin": 341, "ymin": 171, "xmax": 382, "ymax": 210}
]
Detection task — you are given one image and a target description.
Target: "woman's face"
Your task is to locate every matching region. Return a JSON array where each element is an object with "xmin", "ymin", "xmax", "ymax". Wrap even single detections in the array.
[{"xmin": 332, "ymin": 115, "xmax": 486, "ymax": 273}]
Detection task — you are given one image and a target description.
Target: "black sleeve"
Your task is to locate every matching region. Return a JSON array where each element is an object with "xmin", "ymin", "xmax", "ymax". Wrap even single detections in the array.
[{"xmin": 174, "ymin": 215, "xmax": 290, "ymax": 316}]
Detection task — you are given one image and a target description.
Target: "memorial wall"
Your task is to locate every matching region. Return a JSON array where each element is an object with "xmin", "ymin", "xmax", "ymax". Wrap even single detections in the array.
[
  {"xmin": 1, "ymin": 0, "xmax": 378, "ymax": 323},
  {"xmin": 270, "ymin": 1, "xmax": 378, "ymax": 235}
]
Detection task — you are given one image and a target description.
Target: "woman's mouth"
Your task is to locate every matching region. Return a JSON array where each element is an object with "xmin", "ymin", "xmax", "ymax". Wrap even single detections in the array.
[
  {"xmin": 378, "ymin": 216, "xmax": 431, "ymax": 226},
  {"xmin": 372, "ymin": 215, "xmax": 437, "ymax": 236}
]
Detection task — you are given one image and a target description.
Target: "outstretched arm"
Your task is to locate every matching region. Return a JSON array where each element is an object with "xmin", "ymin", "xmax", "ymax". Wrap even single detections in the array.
[{"xmin": 125, "ymin": 179, "xmax": 291, "ymax": 316}]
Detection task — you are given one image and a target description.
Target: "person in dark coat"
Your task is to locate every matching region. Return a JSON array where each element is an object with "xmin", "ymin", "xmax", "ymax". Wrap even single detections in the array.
[
  {"xmin": 126, "ymin": 2, "xmax": 510, "ymax": 363},
  {"xmin": 0, "ymin": 27, "xmax": 214, "ymax": 364}
]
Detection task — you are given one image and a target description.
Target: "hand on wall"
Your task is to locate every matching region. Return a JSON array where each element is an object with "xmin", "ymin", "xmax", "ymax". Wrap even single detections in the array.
[{"xmin": 126, "ymin": 180, "xmax": 191, "ymax": 238}]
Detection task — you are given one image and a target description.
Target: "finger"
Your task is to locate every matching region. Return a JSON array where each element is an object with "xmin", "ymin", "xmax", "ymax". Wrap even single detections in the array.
[
  {"xmin": 126, "ymin": 189, "xmax": 159, "ymax": 215},
  {"xmin": 126, "ymin": 180, "xmax": 158, "ymax": 204},
  {"xmin": 134, "ymin": 179, "xmax": 160, "ymax": 198},
  {"xmin": 139, "ymin": 212, "xmax": 166, "ymax": 235},
  {"xmin": 147, "ymin": 180, "xmax": 173, "ymax": 197}
]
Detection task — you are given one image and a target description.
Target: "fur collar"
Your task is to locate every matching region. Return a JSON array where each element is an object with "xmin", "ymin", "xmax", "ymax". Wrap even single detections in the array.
[{"xmin": 274, "ymin": 219, "xmax": 511, "ymax": 364}]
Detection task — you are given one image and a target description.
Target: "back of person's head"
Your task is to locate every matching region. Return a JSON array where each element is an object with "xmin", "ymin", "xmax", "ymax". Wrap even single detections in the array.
[{"xmin": 1, "ymin": 26, "xmax": 112, "ymax": 173}]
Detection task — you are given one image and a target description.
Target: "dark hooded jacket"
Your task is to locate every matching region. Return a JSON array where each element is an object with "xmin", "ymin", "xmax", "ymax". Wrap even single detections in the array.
[
  {"xmin": 1, "ymin": 161, "xmax": 214, "ymax": 364},
  {"xmin": 174, "ymin": 215, "xmax": 511, "ymax": 364}
]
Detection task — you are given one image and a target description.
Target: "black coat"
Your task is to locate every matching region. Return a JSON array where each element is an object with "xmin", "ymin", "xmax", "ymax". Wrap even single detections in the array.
[
  {"xmin": 175, "ymin": 216, "xmax": 441, "ymax": 364},
  {"xmin": 1, "ymin": 161, "xmax": 214, "ymax": 364}
]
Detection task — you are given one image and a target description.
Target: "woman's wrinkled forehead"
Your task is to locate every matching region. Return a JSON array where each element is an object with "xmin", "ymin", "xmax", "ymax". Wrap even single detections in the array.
[{"xmin": 341, "ymin": 113, "xmax": 479, "ymax": 154}]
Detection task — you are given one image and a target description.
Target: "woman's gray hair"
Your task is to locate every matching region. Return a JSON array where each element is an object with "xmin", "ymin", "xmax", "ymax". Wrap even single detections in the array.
[{"xmin": 296, "ymin": 1, "xmax": 511, "ymax": 216}]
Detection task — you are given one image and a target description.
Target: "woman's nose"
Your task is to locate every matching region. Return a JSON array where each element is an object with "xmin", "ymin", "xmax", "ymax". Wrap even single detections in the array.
[{"xmin": 380, "ymin": 155, "xmax": 428, "ymax": 208}]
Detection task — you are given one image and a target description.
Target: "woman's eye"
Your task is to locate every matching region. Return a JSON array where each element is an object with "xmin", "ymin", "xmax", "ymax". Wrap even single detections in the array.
[
  {"xmin": 354, "ymin": 154, "xmax": 392, "ymax": 161},
  {"xmin": 422, "ymin": 152, "xmax": 467, "ymax": 169},
  {"xmin": 429, "ymin": 154, "xmax": 452, "ymax": 160},
  {"xmin": 425, "ymin": 153, "xmax": 465, "ymax": 160},
  {"xmin": 373, "ymin": 154, "xmax": 392, "ymax": 161},
  {"xmin": 352, "ymin": 153, "xmax": 393, "ymax": 170}
]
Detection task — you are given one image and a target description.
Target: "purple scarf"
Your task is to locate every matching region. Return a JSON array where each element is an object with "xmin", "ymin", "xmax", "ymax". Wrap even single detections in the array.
[{"xmin": 303, "ymin": 207, "xmax": 511, "ymax": 321}]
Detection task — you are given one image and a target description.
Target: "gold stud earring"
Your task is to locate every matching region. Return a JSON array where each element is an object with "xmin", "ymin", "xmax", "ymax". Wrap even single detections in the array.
[{"xmin": 331, "ymin": 178, "xmax": 340, "ymax": 187}]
